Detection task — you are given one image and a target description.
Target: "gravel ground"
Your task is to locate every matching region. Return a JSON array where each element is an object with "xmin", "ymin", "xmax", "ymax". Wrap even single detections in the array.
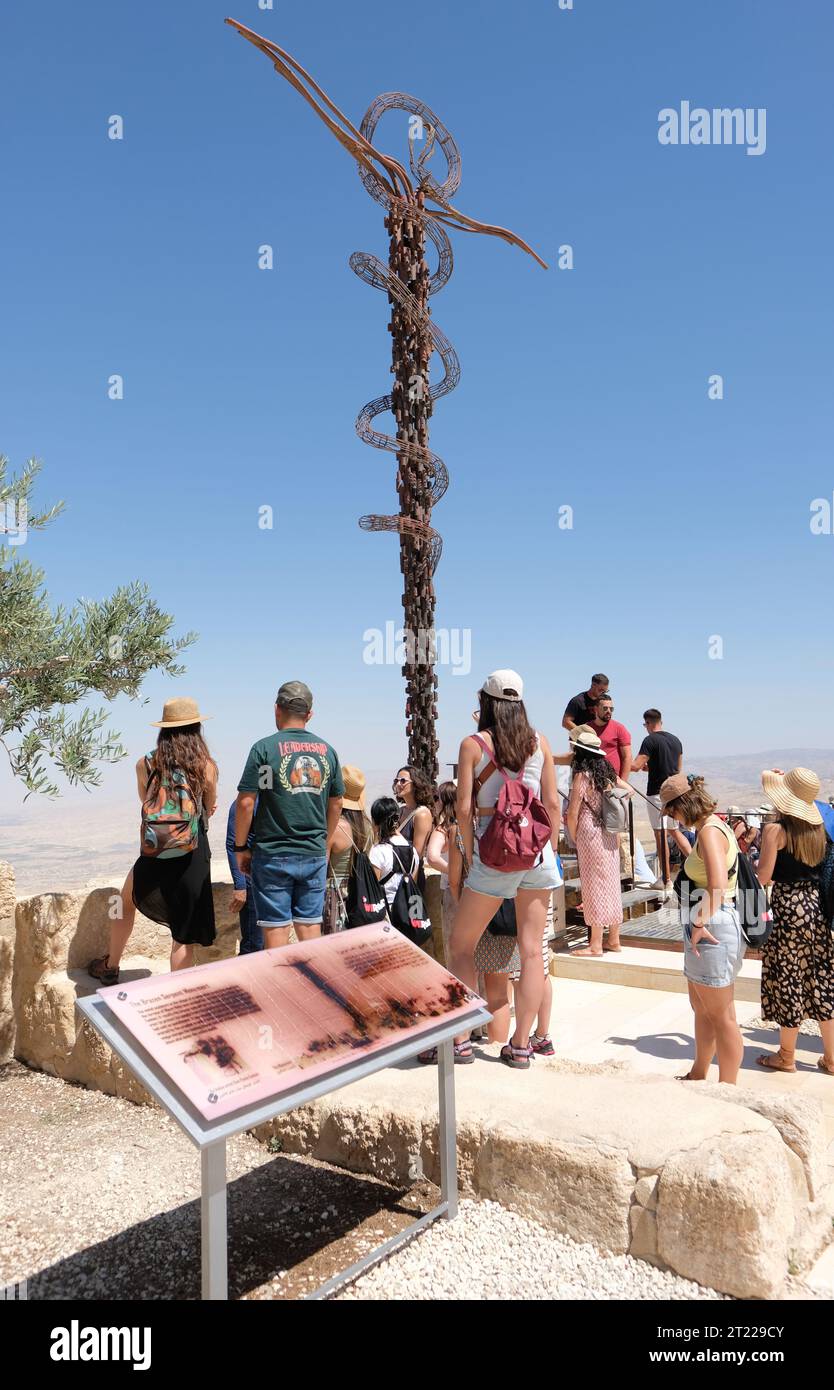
[
  {"xmin": 336, "ymin": 1199, "xmax": 728, "ymax": 1301},
  {"xmin": 746, "ymin": 1015, "xmax": 822, "ymax": 1038},
  {"xmin": 0, "ymin": 1063, "xmax": 433, "ymax": 1300}
]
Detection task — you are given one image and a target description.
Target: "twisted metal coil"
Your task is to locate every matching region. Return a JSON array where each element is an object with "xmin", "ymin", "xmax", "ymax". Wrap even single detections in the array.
[{"xmin": 225, "ymin": 18, "xmax": 546, "ymax": 581}]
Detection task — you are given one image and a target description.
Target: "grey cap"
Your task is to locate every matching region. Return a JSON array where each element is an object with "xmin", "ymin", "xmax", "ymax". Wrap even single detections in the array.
[{"xmin": 276, "ymin": 680, "xmax": 313, "ymax": 713}]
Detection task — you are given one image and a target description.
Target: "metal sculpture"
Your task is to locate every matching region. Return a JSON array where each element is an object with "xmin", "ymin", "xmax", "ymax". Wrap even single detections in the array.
[{"xmin": 226, "ymin": 19, "xmax": 546, "ymax": 782}]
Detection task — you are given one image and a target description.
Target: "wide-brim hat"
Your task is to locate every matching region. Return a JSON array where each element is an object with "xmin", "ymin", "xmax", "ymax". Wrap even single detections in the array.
[
  {"xmin": 342, "ymin": 765, "xmax": 366, "ymax": 811},
  {"xmin": 761, "ymin": 768, "xmax": 823, "ymax": 825},
  {"xmin": 151, "ymin": 697, "xmax": 211, "ymax": 728},
  {"xmin": 570, "ymin": 728, "xmax": 604, "ymax": 756}
]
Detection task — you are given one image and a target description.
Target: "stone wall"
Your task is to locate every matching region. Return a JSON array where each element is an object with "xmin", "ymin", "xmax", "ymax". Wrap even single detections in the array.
[
  {"xmin": 9, "ymin": 881, "xmax": 240, "ymax": 1099},
  {"xmin": 252, "ymin": 1063, "xmax": 834, "ymax": 1299},
  {"xmin": 0, "ymin": 861, "xmax": 15, "ymax": 1063}
]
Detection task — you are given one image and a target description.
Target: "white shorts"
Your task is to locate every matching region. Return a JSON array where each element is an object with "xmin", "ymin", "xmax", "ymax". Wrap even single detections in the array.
[{"xmin": 646, "ymin": 794, "xmax": 675, "ymax": 832}]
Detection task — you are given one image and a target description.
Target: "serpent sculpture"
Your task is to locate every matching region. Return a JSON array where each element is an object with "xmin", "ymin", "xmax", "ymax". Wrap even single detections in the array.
[{"xmin": 226, "ymin": 19, "xmax": 546, "ymax": 781}]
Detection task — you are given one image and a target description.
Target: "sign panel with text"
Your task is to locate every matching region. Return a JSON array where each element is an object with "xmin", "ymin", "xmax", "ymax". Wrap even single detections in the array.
[{"xmin": 99, "ymin": 924, "xmax": 481, "ymax": 1120}]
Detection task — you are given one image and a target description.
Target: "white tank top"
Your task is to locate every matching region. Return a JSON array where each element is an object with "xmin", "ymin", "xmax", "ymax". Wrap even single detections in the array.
[{"xmin": 473, "ymin": 732, "xmax": 544, "ymax": 837}]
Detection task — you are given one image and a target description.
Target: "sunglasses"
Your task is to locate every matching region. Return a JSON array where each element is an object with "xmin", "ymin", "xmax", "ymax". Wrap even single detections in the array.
[{"xmin": 393, "ymin": 777, "xmax": 410, "ymax": 786}]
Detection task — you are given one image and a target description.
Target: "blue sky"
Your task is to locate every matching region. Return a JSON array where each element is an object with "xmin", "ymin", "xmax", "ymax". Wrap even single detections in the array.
[{"xmin": 2, "ymin": 0, "xmax": 833, "ymax": 811}]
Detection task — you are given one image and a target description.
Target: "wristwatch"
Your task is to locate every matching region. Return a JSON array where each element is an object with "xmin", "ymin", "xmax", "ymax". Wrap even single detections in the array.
[{"xmin": 233, "ymin": 843, "xmax": 250, "ymax": 853}]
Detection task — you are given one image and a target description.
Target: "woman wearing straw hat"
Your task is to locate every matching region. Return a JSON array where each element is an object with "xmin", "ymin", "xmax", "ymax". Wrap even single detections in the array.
[
  {"xmin": 755, "ymin": 767, "xmax": 834, "ymax": 1076},
  {"xmin": 660, "ymin": 772, "xmax": 745, "ymax": 1084},
  {"xmin": 566, "ymin": 728, "xmax": 627, "ymax": 956},
  {"xmin": 87, "ymin": 697, "xmax": 218, "ymax": 984},
  {"xmin": 326, "ymin": 765, "xmax": 373, "ymax": 929}
]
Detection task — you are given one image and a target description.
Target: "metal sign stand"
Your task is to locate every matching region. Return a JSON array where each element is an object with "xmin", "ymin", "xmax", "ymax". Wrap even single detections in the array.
[{"xmin": 76, "ymin": 995, "xmax": 489, "ymax": 1301}]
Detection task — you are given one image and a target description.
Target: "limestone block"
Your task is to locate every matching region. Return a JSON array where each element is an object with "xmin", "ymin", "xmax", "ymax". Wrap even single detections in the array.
[
  {"xmin": 0, "ymin": 918, "xmax": 14, "ymax": 1063},
  {"xmin": 687, "ymin": 1080, "xmax": 827, "ymax": 1201},
  {"xmin": 256, "ymin": 1096, "xmax": 426, "ymax": 1187},
  {"xmin": 15, "ymin": 964, "xmax": 161, "ymax": 1099},
  {"xmin": 629, "ymin": 1203, "xmax": 660, "ymax": 1264},
  {"xmin": 12, "ymin": 881, "xmax": 238, "ymax": 1088},
  {"xmin": 657, "ymin": 1130, "xmax": 796, "ymax": 1299},
  {"xmin": 475, "ymin": 1134, "xmax": 634, "ymax": 1254},
  {"xmin": 634, "ymin": 1174, "xmax": 659, "ymax": 1210},
  {"xmin": 0, "ymin": 861, "xmax": 15, "ymax": 922}
]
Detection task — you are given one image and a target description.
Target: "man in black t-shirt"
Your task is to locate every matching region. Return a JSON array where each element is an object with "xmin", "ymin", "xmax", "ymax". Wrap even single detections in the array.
[
  {"xmin": 562, "ymin": 673, "xmax": 610, "ymax": 731},
  {"xmin": 631, "ymin": 708, "xmax": 683, "ymax": 888}
]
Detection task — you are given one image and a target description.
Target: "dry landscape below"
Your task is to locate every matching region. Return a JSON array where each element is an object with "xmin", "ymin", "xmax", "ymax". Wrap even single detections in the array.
[{"xmin": 3, "ymin": 749, "xmax": 833, "ymax": 898}]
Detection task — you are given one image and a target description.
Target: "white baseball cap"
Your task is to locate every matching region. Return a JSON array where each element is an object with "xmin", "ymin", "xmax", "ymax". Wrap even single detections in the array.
[{"xmin": 480, "ymin": 669, "xmax": 524, "ymax": 702}]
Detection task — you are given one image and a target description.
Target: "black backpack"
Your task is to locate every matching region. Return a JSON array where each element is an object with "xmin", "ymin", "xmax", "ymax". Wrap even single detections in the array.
[
  {"xmin": 344, "ymin": 850, "xmax": 388, "ymax": 928},
  {"xmin": 379, "ymin": 842, "xmax": 433, "ymax": 947},
  {"xmin": 735, "ymin": 851, "xmax": 773, "ymax": 948}
]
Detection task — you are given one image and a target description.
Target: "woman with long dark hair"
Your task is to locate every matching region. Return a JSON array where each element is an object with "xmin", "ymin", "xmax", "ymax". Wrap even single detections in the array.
[
  {"xmin": 368, "ymin": 795, "xmax": 421, "ymax": 915},
  {"xmin": 755, "ymin": 767, "xmax": 834, "ymax": 1076},
  {"xmin": 393, "ymin": 764, "xmax": 435, "ymax": 860},
  {"xmin": 566, "ymin": 729, "xmax": 626, "ymax": 956},
  {"xmin": 446, "ymin": 670, "xmax": 561, "ymax": 1069},
  {"xmin": 87, "ymin": 697, "xmax": 218, "ymax": 983}
]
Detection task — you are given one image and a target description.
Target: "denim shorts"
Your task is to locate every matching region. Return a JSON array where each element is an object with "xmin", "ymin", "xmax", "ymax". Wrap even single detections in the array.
[
  {"xmin": 251, "ymin": 852, "xmax": 327, "ymax": 929},
  {"xmin": 466, "ymin": 838, "xmax": 561, "ymax": 900},
  {"xmin": 683, "ymin": 902, "xmax": 745, "ymax": 988}
]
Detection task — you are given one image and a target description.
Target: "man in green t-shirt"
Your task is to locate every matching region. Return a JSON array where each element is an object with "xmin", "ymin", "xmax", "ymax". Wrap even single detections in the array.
[{"xmin": 234, "ymin": 681, "xmax": 344, "ymax": 948}]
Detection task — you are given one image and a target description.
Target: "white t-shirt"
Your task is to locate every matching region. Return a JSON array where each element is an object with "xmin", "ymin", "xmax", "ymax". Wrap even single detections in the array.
[{"xmin": 369, "ymin": 834, "xmax": 419, "ymax": 909}]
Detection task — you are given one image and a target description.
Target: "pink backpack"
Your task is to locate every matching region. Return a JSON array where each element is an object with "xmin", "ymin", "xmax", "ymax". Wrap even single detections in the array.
[{"xmin": 472, "ymin": 734, "xmax": 552, "ymax": 872}]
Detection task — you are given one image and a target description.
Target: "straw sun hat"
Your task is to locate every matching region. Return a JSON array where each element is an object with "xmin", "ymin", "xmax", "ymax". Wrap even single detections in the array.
[
  {"xmin": 570, "ymin": 728, "xmax": 605, "ymax": 756},
  {"xmin": 341, "ymin": 765, "xmax": 366, "ymax": 812},
  {"xmin": 760, "ymin": 767, "xmax": 823, "ymax": 826},
  {"xmin": 151, "ymin": 697, "xmax": 211, "ymax": 728}
]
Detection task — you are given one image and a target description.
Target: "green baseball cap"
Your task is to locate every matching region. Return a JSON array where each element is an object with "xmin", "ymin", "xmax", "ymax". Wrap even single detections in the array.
[{"xmin": 276, "ymin": 680, "xmax": 313, "ymax": 713}]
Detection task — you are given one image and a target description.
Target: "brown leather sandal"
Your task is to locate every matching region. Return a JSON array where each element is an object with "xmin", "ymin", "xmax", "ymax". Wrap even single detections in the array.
[
  {"xmin": 817, "ymin": 1058, "xmax": 834, "ymax": 1076},
  {"xmin": 88, "ymin": 955, "xmax": 120, "ymax": 986},
  {"xmin": 756, "ymin": 1049, "xmax": 796, "ymax": 1073}
]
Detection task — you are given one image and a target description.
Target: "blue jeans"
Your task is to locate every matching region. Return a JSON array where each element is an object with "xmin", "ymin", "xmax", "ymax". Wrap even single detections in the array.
[
  {"xmin": 238, "ymin": 884, "xmax": 263, "ymax": 953},
  {"xmin": 251, "ymin": 852, "xmax": 327, "ymax": 929}
]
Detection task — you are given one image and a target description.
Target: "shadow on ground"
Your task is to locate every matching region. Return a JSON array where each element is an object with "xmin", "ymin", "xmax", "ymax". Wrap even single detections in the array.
[{"xmin": 25, "ymin": 1154, "xmax": 430, "ymax": 1301}]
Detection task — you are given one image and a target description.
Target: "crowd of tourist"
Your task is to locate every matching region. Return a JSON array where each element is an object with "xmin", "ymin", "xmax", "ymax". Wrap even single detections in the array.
[{"xmin": 86, "ymin": 669, "xmax": 834, "ymax": 1085}]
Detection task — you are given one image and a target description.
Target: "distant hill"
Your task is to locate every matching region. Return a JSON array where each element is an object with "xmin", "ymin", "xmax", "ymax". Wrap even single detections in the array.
[{"xmin": 681, "ymin": 750, "xmax": 834, "ymax": 812}]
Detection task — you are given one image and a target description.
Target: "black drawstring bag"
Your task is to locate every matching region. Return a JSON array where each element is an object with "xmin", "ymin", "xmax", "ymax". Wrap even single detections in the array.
[
  {"xmin": 345, "ymin": 850, "xmax": 388, "ymax": 928},
  {"xmin": 487, "ymin": 898, "xmax": 517, "ymax": 937}
]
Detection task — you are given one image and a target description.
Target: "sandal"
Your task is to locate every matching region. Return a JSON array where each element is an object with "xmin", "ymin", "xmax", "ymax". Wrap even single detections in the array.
[
  {"xmin": 530, "ymin": 1033, "xmax": 555, "ymax": 1057},
  {"xmin": 417, "ymin": 1042, "xmax": 474, "ymax": 1066},
  {"xmin": 500, "ymin": 1042, "xmax": 533, "ymax": 1070},
  {"xmin": 817, "ymin": 1058, "xmax": 834, "ymax": 1076},
  {"xmin": 88, "ymin": 955, "xmax": 120, "ymax": 986},
  {"xmin": 756, "ymin": 1049, "xmax": 796, "ymax": 1073}
]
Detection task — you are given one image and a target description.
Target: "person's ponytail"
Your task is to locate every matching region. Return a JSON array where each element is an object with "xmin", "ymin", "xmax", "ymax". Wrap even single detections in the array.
[{"xmin": 371, "ymin": 796, "xmax": 401, "ymax": 843}]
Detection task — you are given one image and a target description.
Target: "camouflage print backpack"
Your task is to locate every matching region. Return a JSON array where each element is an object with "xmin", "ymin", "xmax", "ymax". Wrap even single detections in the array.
[{"xmin": 140, "ymin": 753, "xmax": 202, "ymax": 858}]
